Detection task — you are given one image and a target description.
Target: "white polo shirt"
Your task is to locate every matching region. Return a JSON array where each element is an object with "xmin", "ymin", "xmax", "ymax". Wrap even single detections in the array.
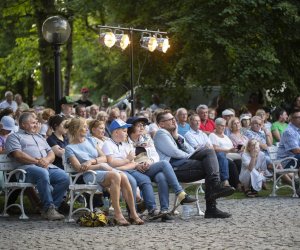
[{"xmin": 102, "ymin": 138, "xmax": 133, "ymax": 160}]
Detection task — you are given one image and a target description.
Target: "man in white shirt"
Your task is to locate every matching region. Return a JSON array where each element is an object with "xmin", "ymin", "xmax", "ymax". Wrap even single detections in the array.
[
  {"xmin": 0, "ymin": 91, "xmax": 18, "ymax": 112},
  {"xmin": 184, "ymin": 114, "xmax": 212, "ymax": 150}
]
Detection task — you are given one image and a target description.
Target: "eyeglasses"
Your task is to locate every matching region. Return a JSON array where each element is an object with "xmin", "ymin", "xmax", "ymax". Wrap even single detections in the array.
[
  {"xmin": 135, "ymin": 123, "xmax": 146, "ymax": 128},
  {"xmin": 252, "ymin": 122, "xmax": 262, "ymax": 126},
  {"xmin": 161, "ymin": 117, "xmax": 175, "ymax": 122}
]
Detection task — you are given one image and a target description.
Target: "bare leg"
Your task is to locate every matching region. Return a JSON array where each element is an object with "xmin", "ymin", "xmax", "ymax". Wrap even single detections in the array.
[
  {"xmin": 101, "ymin": 172, "xmax": 128, "ymax": 224},
  {"xmin": 282, "ymin": 174, "xmax": 292, "ymax": 185},
  {"xmin": 119, "ymin": 173, "xmax": 144, "ymax": 224}
]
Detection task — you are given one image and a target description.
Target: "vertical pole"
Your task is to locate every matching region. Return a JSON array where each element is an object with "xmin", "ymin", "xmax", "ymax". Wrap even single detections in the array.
[
  {"xmin": 130, "ymin": 28, "xmax": 135, "ymax": 116},
  {"xmin": 53, "ymin": 44, "xmax": 61, "ymax": 114}
]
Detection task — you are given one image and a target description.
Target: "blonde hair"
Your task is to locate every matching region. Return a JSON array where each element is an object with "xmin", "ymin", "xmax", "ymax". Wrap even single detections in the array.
[
  {"xmin": 96, "ymin": 111, "xmax": 108, "ymax": 121},
  {"xmin": 64, "ymin": 117, "xmax": 86, "ymax": 142},
  {"xmin": 245, "ymin": 139, "xmax": 259, "ymax": 153},
  {"xmin": 228, "ymin": 117, "xmax": 240, "ymax": 131},
  {"xmin": 88, "ymin": 119, "xmax": 105, "ymax": 135}
]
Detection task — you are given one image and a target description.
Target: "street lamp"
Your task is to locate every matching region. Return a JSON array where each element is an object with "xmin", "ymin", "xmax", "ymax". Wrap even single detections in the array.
[{"xmin": 42, "ymin": 16, "xmax": 71, "ymax": 113}]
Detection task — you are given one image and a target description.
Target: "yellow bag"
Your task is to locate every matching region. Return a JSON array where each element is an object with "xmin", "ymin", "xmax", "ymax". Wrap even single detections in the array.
[{"xmin": 77, "ymin": 211, "xmax": 108, "ymax": 227}]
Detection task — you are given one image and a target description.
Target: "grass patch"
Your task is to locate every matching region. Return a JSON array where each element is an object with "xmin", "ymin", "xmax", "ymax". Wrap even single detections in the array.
[{"xmin": 183, "ymin": 181, "xmax": 296, "ymax": 200}]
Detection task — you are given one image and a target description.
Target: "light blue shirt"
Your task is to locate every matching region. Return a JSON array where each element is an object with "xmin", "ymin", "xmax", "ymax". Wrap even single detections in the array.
[
  {"xmin": 184, "ymin": 128, "xmax": 212, "ymax": 149},
  {"xmin": 177, "ymin": 122, "xmax": 190, "ymax": 136},
  {"xmin": 5, "ymin": 129, "xmax": 55, "ymax": 169},
  {"xmin": 277, "ymin": 123, "xmax": 300, "ymax": 159},
  {"xmin": 153, "ymin": 128, "xmax": 194, "ymax": 161},
  {"xmin": 65, "ymin": 137, "xmax": 98, "ymax": 163}
]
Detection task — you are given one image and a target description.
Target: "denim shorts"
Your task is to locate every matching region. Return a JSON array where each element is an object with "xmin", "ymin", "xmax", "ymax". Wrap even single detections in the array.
[{"xmin": 83, "ymin": 170, "xmax": 108, "ymax": 192}]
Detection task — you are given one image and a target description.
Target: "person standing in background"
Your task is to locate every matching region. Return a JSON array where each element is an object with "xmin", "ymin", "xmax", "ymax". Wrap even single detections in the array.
[
  {"xmin": 15, "ymin": 94, "xmax": 29, "ymax": 111},
  {"xmin": 76, "ymin": 87, "xmax": 93, "ymax": 107},
  {"xmin": 0, "ymin": 91, "xmax": 18, "ymax": 112}
]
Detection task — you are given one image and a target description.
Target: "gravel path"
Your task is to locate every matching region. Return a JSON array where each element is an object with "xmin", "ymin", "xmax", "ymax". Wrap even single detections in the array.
[{"xmin": 0, "ymin": 197, "xmax": 299, "ymax": 250}]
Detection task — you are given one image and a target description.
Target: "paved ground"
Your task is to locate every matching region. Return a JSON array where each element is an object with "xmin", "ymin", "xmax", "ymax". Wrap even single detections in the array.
[{"xmin": 0, "ymin": 196, "xmax": 299, "ymax": 250}]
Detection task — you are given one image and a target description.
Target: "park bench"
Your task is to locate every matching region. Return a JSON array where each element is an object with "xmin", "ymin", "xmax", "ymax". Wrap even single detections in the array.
[
  {"xmin": 63, "ymin": 157, "xmax": 99, "ymax": 222},
  {"xmin": 0, "ymin": 154, "xmax": 35, "ymax": 219},
  {"xmin": 171, "ymin": 180, "xmax": 205, "ymax": 216},
  {"xmin": 268, "ymin": 146, "xmax": 298, "ymax": 197}
]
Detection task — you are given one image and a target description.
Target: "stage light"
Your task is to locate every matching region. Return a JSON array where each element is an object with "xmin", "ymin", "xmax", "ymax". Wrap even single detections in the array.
[
  {"xmin": 99, "ymin": 31, "xmax": 116, "ymax": 48},
  {"xmin": 140, "ymin": 33, "xmax": 158, "ymax": 52},
  {"xmin": 114, "ymin": 31, "xmax": 130, "ymax": 50},
  {"xmin": 157, "ymin": 37, "xmax": 170, "ymax": 53}
]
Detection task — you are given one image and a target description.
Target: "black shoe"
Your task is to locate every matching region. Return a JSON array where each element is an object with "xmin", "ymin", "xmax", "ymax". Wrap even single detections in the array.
[
  {"xmin": 210, "ymin": 184, "xmax": 235, "ymax": 200},
  {"xmin": 204, "ymin": 207, "xmax": 231, "ymax": 219},
  {"xmin": 296, "ymin": 187, "xmax": 300, "ymax": 198},
  {"xmin": 147, "ymin": 209, "xmax": 164, "ymax": 221},
  {"xmin": 136, "ymin": 199, "xmax": 147, "ymax": 214},
  {"xmin": 180, "ymin": 195, "xmax": 197, "ymax": 205},
  {"xmin": 58, "ymin": 200, "xmax": 70, "ymax": 215},
  {"xmin": 161, "ymin": 212, "xmax": 175, "ymax": 223}
]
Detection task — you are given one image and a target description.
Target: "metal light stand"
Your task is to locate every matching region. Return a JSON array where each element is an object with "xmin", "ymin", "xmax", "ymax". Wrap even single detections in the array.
[{"xmin": 97, "ymin": 25, "xmax": 167, "ymax": 116}]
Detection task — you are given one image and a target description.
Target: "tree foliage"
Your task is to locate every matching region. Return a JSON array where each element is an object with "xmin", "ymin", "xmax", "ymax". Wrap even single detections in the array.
[{"xmin": 0, "ymin": 0, "xmax": 299, "ymax": 109}]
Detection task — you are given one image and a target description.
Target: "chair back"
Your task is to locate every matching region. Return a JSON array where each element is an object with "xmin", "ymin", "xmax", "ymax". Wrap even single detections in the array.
[
  {"xmin": 62, "ymin": 154, "xmax": 77, "ymax": 174},
  {"xmin": 268, "ymin": 146, "xmax": 278, "ymax": 162}
]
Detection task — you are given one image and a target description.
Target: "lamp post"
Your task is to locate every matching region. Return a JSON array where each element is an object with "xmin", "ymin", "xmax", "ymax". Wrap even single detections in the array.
[
  {"xmin": 42, "ymin": 16, "xmax": 71, "ymax": 113},
  {"xmin": 97, "ymin": 25, "xmax": 169, "ymax": 116}
]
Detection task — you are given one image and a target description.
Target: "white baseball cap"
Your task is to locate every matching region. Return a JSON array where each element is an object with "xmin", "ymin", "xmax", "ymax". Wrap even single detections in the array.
[{"xmin": 222, "ymin": 109, "xmax": 234, "ymax": 116}]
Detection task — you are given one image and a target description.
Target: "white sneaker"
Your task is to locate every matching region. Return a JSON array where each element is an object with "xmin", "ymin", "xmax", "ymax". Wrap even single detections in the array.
[{"xmin": 42, "ymin": 206, "xmax": 65, "ymax": 220}]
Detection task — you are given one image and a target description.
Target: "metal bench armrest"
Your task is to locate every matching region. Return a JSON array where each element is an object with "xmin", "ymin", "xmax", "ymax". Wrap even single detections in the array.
[{"xmin": 7, "ymin": 169, "xmax": 27, "ymax": 183}]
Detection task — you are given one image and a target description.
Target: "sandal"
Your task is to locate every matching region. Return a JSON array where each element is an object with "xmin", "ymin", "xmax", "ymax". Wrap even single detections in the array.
[
  {"xmin": 129, "ymin": 217, "xmax": 144, "ymax": 225},
  {"xmin": 245, "ymin": 190, "xmax": 257, "ymax": 198},
  {"xmin": 113, "ymin": 218, "xmax": 130, "ymax": 226}
]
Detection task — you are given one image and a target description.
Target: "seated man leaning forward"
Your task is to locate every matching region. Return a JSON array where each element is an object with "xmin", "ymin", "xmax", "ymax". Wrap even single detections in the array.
[
  {"xmin": 5, "ymin": 112, "xmax": 70, "ymax": 220},
  {"xmin": 153, "ymin": 110, "xmax": 234, "ymax": 218},
  {"xmin": 277, "ymin": 109, "xmax": 300, "ymax": 194}
]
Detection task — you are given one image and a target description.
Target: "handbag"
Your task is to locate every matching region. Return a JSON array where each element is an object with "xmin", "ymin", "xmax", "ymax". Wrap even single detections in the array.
[
  {"xmin": 134, "ymin": 152, "xmax": 150, "ymax": 164},
  {"xmin": 77, "ymin": 210, "xmax": 108, "ymax": 227}
]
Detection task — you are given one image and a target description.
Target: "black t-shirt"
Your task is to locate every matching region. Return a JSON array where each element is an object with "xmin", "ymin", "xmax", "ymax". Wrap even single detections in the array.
[
  {"xmin": 47, "ymin": 133, "xmax": 69, "ymax": 169},
  {"xmin": 76, "ymin": 99, "xmax": 93, "ymax": 107}
]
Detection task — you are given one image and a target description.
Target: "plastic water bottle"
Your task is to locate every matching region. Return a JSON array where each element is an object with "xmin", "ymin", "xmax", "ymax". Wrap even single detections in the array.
[
  {"xmin": 103, "ymin": 197, "xmax": 110, "ymax": 215},
  {"xmin": 181, "ymin": 205, "xmax": 192, "ymax": 220}
]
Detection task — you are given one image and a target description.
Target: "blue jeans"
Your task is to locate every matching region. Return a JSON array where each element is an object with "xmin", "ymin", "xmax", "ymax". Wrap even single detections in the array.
[
  {"xmin": 125, "ymin": 170, "xmax": 156, "ymax": 212},
  {"xmin": 144, "ymin": 160, "xmax": 183, "ymax": 212},
  {"xmin": 25, "ymin": 165, "xmax": 69, "ymax": 211},
  {"xmin": 216, "ymin": 152, "xmax": 229, "ymax": 181},
  {"xmin": 285, "ymin": 154, "xmax": 300, "ymax": 169}
]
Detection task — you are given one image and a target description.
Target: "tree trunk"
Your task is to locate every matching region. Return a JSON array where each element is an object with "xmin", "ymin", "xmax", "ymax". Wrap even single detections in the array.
[
  {"xmin": 27, "ymin": 75, "xmax": 35, "ymax": 107},
  {"xmin": 33, "ymin": 0, "xmax": 56, "ymax": 109}
]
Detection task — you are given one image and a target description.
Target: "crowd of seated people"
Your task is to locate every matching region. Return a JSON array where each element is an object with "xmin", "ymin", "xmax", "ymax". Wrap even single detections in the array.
[{"xmin": 0, "ymin": 90, "xmax": 300, "ymax": 225}]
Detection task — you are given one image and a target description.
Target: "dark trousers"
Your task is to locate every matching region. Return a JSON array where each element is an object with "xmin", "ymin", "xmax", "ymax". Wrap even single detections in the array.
[
  {"xmin": 228, "ymin": 159, "xmax": 240, "ymax": 189},
  {"xmin": 170, "ymin": 148, "xmax": 220, "ymax": 200}
]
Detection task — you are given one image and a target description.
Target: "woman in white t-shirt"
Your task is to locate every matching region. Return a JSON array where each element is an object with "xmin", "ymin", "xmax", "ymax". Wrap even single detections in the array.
[{"xmin": 209, "ymin": 118, "xmax": 240, "ymax": 188}]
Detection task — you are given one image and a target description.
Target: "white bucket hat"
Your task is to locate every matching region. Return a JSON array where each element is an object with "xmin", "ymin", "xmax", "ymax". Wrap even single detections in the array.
[{"xmin": 0, "ymin": 116, "xmax": 17, "ymax": 131}]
